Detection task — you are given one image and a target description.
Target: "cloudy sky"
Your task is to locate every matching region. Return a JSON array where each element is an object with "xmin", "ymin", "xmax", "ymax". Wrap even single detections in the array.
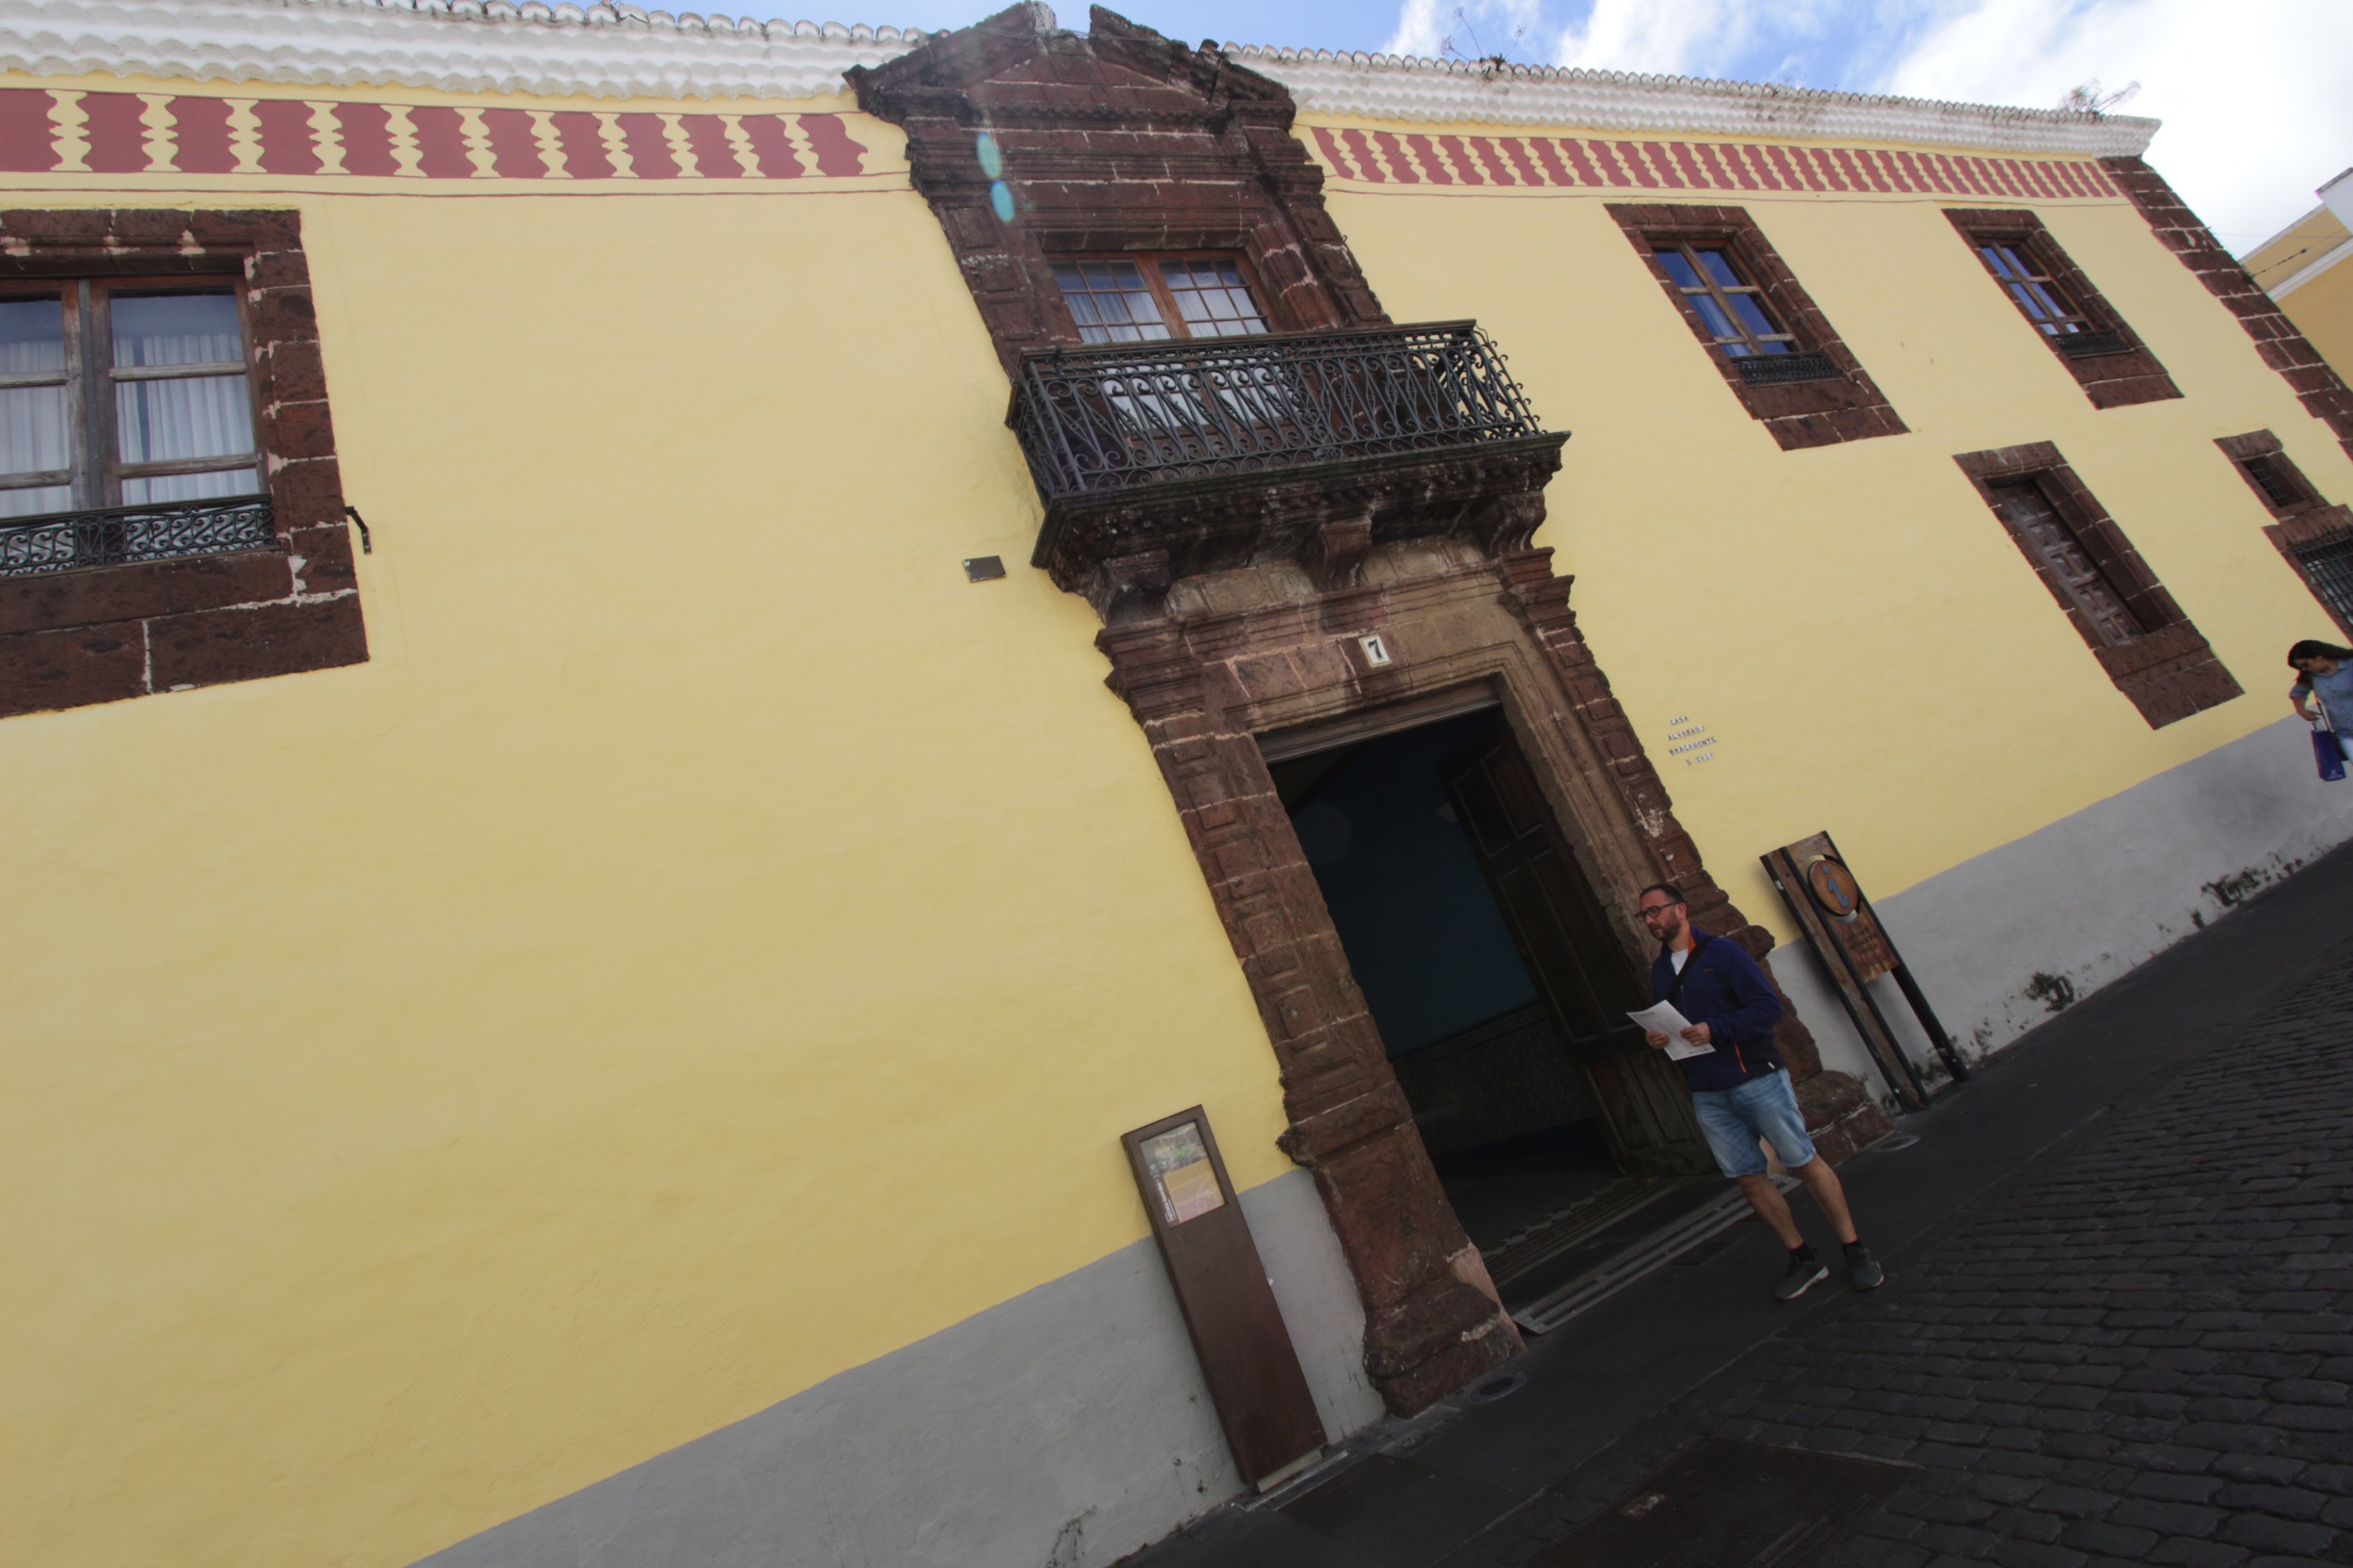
[{"xmin": 809, "ymin": 0, "xmax": 2348, "ymax": 258}]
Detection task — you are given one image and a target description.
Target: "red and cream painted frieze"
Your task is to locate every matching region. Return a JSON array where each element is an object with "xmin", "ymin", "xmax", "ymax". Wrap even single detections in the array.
[
  {"xmin": 1304, "ymin": 126, "xmax": 2125, "ymax": 201},
  {"xmin": 0, "ymin": 86, "xmax": 880, "ymax": 182}
]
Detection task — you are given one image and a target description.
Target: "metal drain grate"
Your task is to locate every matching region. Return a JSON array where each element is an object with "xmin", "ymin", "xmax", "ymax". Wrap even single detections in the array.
[{"xmin": 1529, "ymin": 1439, "xmax": 1913, "ymax": 1567}]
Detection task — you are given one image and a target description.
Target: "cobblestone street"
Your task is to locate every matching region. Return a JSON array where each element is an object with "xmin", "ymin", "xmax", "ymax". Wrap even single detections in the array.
[
  {"xmin": 1139, "ymin": 852, "xmax": 2353, "ymax": 1568},
  {"xmin": 1486, "ymin": 945, "xmax": 2353, "ymax": 1568}
]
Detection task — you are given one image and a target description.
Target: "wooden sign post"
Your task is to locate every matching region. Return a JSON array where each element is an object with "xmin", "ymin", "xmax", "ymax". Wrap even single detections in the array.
[
  {"xmin": 1121, "ymin": 1108, "xmax": 1328, "ymax": 1492},
  {"xmin": 1761, "ymin": 832, "xmax": 1968, "ymax": 1112}
]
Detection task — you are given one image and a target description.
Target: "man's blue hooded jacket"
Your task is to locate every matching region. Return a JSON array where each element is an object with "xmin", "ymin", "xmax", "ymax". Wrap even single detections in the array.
[{"xmin": 1647, "ymin": 928, "xmax": 1786, "ymax": 1093}]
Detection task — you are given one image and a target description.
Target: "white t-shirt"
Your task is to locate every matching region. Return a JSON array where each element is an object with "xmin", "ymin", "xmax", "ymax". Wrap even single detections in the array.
[{"xmin": 1670, "ymin": 948, "xmax": 1689, "ymax": 973}]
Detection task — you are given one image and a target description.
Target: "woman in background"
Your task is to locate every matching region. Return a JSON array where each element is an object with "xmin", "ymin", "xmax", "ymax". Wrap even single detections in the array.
[{"xmin": 2288, "ymin": 639, "xmax": 2353, "ymax": 734}]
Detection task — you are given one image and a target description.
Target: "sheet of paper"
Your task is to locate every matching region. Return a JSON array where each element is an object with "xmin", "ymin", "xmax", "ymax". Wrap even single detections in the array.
[{"xmin": 1627, "ymin": 1001, "xmax": 1717, "ymax": 1060}]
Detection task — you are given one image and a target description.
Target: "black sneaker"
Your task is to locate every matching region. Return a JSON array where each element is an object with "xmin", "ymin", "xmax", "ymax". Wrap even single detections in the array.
[
  {"xmin": 1844, "ymin": 1242, "xmax": 1885, "ymax": 1290},
  {"xmin": 1776, "ymin": 1254, "xmax": 1830, "ymax": 1301}
]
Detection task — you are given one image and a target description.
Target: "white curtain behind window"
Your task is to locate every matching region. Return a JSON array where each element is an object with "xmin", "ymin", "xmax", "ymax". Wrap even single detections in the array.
[
  {"xmin": 112, "ymin": 294, "xmax": 259, "ymax": 504},
  {"xmin": 0, "ymin": 296, "xmax": 69, "ymax": 518}
]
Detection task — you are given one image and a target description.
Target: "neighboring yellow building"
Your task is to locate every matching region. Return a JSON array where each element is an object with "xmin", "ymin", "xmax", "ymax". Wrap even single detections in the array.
[
  {"xmin": 8, "ymin": 4, "xmax": 2353, "ymax": 1568},
  {"xmin": 2245, "ymin": 166, "xmax": 2353, "ymax": 377}
]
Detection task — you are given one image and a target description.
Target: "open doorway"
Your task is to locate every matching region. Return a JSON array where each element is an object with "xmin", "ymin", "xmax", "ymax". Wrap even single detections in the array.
[{"xmin": 1268, "ymin": 706, "xmax": 1713, "ymax": 1305}]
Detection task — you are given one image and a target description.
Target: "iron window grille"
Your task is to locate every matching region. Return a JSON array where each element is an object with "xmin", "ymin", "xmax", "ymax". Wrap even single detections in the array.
[
  {"xmin": 2056, "ymin": 328, "xmax": 2131, "ymax": 359},
  {"xmin": 0, "ymin": 494, "xmax": 275, "ymax": 580},
  {"xmin": 2240, "ymin": 452, "xmax": 2313, "ymax": 512},
  {"xmin": 2293, "ymin": 536, "xmax": 2353, "ymax": 630},
  {"xmin": 1733, "ymin": 352, "xmax": 1841, "ymax": 386},
  {"xmin": 1008, "ymin": 320, "xmax": 1543, "ymax": 501}
]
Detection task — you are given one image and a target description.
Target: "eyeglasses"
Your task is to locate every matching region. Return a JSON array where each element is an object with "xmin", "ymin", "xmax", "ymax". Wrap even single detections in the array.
[{"xmin": 1638, "ymin": 904, "xmax": 1682, "ymax": 919}]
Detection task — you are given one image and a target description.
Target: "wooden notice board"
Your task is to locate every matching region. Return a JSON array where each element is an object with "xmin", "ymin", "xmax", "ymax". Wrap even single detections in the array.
[
  {"xmin": 1762, "ymin": 831, "xmax": 1968, "ymax": 1110},
  {"xmin": 1122, "ymin": 1108, "xmax": 1327, "ymax": 1490}
]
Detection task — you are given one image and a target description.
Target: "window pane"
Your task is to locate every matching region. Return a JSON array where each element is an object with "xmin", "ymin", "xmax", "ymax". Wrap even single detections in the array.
[
  {"xmin": 1657, "ymin": 250, "xmax": 1702, "ymax": 289},
  {"xmin": 1160, "ymin": 257, "xmax": 1269, "ymax": 338},
  {"xmin": 1725, "ymin": 292, "xmax": 1784, "ymax": 341},
  {"xmin": 0, "ymin": 483, "xmax": 72, "ymax": 518},
  {"xmin": 0, "ymin": 383, "xmax": 68, "ymax": 475},
  {"xmin": 1052, "ymin": 260, "xmax": 1169, "ymax": 344},
  {"xmin": 2022, "ymin": 282, "xmax": 2075, "ymax": 327},
  {"xmin": 120, "ymin": 467, "xmax": 263, "ymax": 505},
  {"xmin": 2006, "ymin": 281, "xmax": 2057, "ymax": 323},
  {"xmin": 1695, "ymin": 248, "xmax": 1746, "ymax": 290},
  {"xmin": 0, "ymin": 296, "xmax": 65, "ymax": 374},
  {"xmin": 112, "ymin": 292, "xmax": 243, "ymax": 368},
  {"xmin": 1689, "ymin": 295, "xmax": 1738, "ymax": 343},
  {"xmin": 1979, "ymin": 244, "xmax": 2019, "ymax": 280},
  {"xmin": 116, "ymin": 375, "xmax": 255, "ymax": 464}
]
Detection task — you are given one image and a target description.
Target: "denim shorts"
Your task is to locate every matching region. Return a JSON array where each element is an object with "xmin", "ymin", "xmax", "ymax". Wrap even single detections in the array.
[{"xmin": 1690, "ymin": 1067, "xmax": 1817, "ymax": 1178}]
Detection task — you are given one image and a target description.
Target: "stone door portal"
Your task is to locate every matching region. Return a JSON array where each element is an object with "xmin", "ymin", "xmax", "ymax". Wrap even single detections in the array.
[{"xmin": 855, "ymin": 3, "xmax": 1890, "ymax": 1417}]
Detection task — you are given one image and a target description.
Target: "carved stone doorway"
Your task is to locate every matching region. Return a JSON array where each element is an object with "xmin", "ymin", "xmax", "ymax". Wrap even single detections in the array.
[
  {"xmin": 1267, "ymin": 703, "xmax": 1721, "ymax": 1296},
  {"xmin": 1096, "ymin": 536, "xmax": 1879, "ymax": 1414},
  {"xmin": 853, "ymin": 4, "xmax": 1890, "ymax": 1416}
]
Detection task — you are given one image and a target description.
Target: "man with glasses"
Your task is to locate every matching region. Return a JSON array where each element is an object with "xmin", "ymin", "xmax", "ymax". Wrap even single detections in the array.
[{"xmin": 1637, "ymin": 882, "xmax": 1884, "ymax": 1300}]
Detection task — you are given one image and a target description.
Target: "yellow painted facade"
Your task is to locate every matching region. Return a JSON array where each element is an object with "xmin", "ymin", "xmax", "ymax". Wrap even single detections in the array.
[
  {"xmin": 4, "ymin": 73, "xmax": 1305, "ymax": 1568},
  {"xmin": 2244, "ymin": 199, "xmax": 2353, "ymax": 378},
  {"xmin": 1321, "ymin": 164, "xmax": 2350, "ymax": 924},
  {"xmin": 7, "ymin": 32, "xmax": 2353, "ymax": 1568}
]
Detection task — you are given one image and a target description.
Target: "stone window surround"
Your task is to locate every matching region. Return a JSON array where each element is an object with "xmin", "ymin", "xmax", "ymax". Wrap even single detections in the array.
[
  {"xmin": 2218, "ymin": 428, "xmax": 2353, "ymax": 640},
  {"xmin": 851, "ymin": 8, "xmax": 1392, "ymax": 375},
  {"xmin": 1953, "ymin": 440, "xmax": 2241, "ymax": 728},
  {"xmin": 1944, "ymin": 206, "xmax": 2181, "ymax": 410},
  {"xmin": 1608, "ymin": 201, "xmax": 1909, "ymax": 452},
  {"xmin": 0, "ymin": 208, "xmax": 364, "ymax": 721}
]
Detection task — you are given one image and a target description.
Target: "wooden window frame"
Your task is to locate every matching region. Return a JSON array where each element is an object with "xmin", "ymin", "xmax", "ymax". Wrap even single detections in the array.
[
  {"xmin": 1650, "ymin": 240, "xmax": 1799, "ymax": 359},
  {"xmin": 0, "ymin": 208, "xmax": 364, "ymax": 719},
  {"xmin": 1945, "ymin": 209, "xmax": 2180, "ymax": 410},
  {"xmin": 1048, "ymin": 249, "xmax": 1275, "ymax": 344},
  {"xmin": 1609, "ymin": 202, "xmax": 1906, "ymax": 452},
  {"xmin": 0, "ymin": 275, "xmax": 268, "ymax": 517},
  {"xmin": 1954, "ymin": 441, "xmax": 2240, "ymax": 728},
  {"xmin": 2217, "ymin": 428, "xmax": 2353, "ymax": 638}
]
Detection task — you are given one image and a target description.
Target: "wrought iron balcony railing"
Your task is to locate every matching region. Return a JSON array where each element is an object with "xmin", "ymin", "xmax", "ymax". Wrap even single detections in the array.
[
  {"xmin": 1009, "ymin": 321, "xmax": 1546, "ymax": 503},
  {"xmin": 0, "ymin": 495, "xmax": 276, "ymax": 581}
]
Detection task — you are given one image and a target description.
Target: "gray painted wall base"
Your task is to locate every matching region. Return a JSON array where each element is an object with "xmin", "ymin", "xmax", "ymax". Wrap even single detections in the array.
[
  {"xmin": 1768, "ymin": 717, "xmax": 2353, "ymax": 1103},
  {"xmin": 408, "ymin": 1171, "xmax": 1382, "ymax": 1568}
]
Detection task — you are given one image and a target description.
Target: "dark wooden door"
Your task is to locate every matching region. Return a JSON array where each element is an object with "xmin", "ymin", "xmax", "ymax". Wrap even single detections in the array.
[
  {"xmin": 1441, "ymin": 718, "xmax": 1712, "ymax": 1177},
  {"xmin": 1993, "ymin": 482, "xmax": 2144, "ymax": 647}
]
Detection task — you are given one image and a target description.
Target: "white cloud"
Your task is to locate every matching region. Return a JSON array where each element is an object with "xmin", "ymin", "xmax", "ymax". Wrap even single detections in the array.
[
  {"xmin": 1384, "ymin": 0, "xmax": 1447, "ymax": 56},
  {"xmin": 1369, "ymin": 0, "xmax": 2345, "ymax": 245},
  {"xmin": 1384, "ymin": 0, "xmax": 1545, "ymax": 61},
  {"xmin": 1553, "ymin": 0, "xmax": 1748, "ymax": 75},
  {"xmin": 1878, "ymin": 0, "xmax": 2353, "ymax": 248}
]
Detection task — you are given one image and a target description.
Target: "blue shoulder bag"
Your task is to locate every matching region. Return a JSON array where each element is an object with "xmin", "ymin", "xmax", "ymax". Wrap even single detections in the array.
[{"xmin": 2314, "ymin": 719, "xmax": 2345, "ymax": 783}]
